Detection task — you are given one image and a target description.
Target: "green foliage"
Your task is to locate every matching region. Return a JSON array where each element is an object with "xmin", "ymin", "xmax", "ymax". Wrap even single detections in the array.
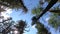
[
  {"xmin": 36, "ymin": 22, "xmax": 50, "ymax": 34},
  {"xmin": 32, "ymin": 21, "xmax": 50, "ymax": 34},
  {"xmin": 31, "ymin": 0, "xmax": 60, "ymax": 34},
  {"xmin": 32, "ymin": 7, "xmax": 42, "ymax": 15},
  {"xmin": 48, "ymin": 4, "xmax": 60, "ymax": 29},
  {"xmin": 48, "ymin": 15, "xmax": 60, "ymax": 29}
]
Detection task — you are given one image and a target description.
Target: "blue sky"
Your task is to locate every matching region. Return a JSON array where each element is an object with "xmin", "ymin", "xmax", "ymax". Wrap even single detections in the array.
[
  {"xmin": 10, "ymin": 0, "xmax": 39, "ymax": 34},
  {"xmin": 9, "ymin": 0, "xmax": 60, "ymax": 34}
]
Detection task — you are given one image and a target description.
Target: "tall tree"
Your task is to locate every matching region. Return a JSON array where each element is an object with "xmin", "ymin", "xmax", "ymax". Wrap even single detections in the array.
[
  {"xmin": 32, "ymin": 21, "xmax": 51, "ymax": 34},
  {"xmin": 14, "ymin": 20, "xmax": 27, "ymax": 34},
  {"xmin": 31, "ymin": 0, "xmax": 60, "ymax": 34},
  {"xmin": 32, "ymin": 0, "xmax": 58, "ymax": 22},
  {"xmin": 0, "ymin": 0, "xmax": 28, "ymax": 12}
]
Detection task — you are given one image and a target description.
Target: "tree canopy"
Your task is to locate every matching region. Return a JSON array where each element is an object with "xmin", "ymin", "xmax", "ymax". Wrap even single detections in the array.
[
  {"xmin": 0, "ymin": 0, "xmax": 60, "ymax": 34},
  {"xmin": 0, "ymin": 0, "xmax": 28, "ymax": 12},
  {"xmin": 31, "ymin": 0, "xmax": 60, "ymax": 34}
]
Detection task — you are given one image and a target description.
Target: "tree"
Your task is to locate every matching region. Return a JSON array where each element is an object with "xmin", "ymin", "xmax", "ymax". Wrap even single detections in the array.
[
  {"xmin": 2, "ymin": 20, "xmax": 15, "ymax": 34},
  {"xmin": 47, "ymin": 3, "xmax": 60, "ymax": 29},
  {"xmin": 48, "ymin": 15, "xmax": 60, "ymax": 29},
  {"xmin": 32, "ymin": 0, "xmax": 59, "ymax": 24},
  {"xmin": 14, "ymin": 20, "xmax": 27, "ymax": 34},
  {"xmin": 0, "ymin": 17, "xmax": 27, "ymax": 34},
  {"xmin": 32, "ymin": 21, "xmax": 51, "ymax": 34},
  {"xmin": 48, "ymin": 7, "xmax": 60, "ymax": 29},
  {"xmin": 0, "ymin": 0, "xmax": 28, "ymax": 12},
  {"xmin": 0, "ymin": 0, "xmax": 28, "ymax": 33},
  {"xmin": 0, "ymin": 15, "xmax": 15, "ymax": 34},
  {"xmin": 31, "ymin": 0, "xmax": 60, "ymax": 34},
  {"xmin": 32, "ymin": 0, "xmax": 58, "ymax": 22},
  {"xmin": 32, "ymin": 7, "xmax": 42, "ymax": 16}
]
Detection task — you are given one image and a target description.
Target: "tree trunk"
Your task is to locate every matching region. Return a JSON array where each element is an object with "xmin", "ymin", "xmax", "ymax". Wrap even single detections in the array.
[{"xmin": 37, "ymin": 0, "xmax": 58, "ymax": 20}]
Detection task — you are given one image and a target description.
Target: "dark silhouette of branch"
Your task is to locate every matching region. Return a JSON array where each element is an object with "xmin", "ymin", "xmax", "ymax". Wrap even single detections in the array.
[
  {"xmin": 49, "ymin": 10, "xmax": 60, "ymax": 13},
  {"xmin": 2, "ymin": 23, "xmax": 12, "ymax": 34},
  {"xmin": 19, "ymin": 0, "xmax": 28, "ymax": 12},
  {"xmin": 32, "ymin": 0, "xmax": 58, "ymax": 25},
  {"xmin": 37, "ymin": 0, "xmax": 58, "ymax": 20},
  {"xmin": 0, "ymin": 17, "xmax": 12, "ymax": 34},
  {"xmin": 0, "ymin": 17, "xmax": 12, "ymax": 23}
]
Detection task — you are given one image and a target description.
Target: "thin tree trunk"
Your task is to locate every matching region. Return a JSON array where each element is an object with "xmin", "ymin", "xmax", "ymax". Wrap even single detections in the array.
[{"xmin": 37, "ymin": 0, "xmax": 58, "ymax": 20}]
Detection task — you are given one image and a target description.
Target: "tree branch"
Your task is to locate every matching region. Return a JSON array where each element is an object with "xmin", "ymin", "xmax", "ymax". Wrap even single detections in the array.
[
  {"xmin": 37, "ymin": 0, "xmax": 58, "ymax": 20},
  {"xmin": 49, "ymin": 10, "xmax": 60, "ymax": 13}
]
